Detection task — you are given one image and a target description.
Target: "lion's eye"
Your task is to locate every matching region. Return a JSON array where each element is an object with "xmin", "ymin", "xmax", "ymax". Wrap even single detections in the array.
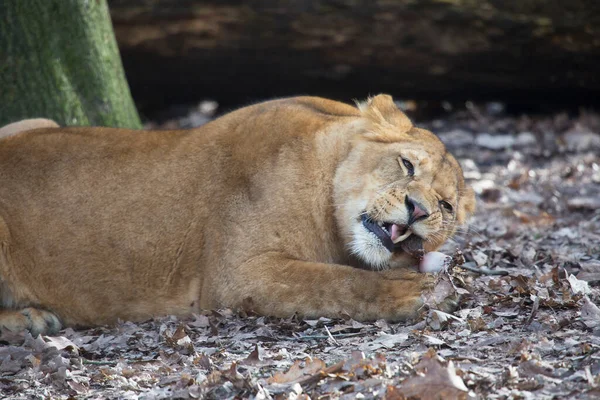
[
  {"xmin": 401, "ymin": 158, "xmax": 414, "ymax": 177},
  {"xmin": 439, "ymin": 200, "xmax": 454, "ymax": 213}
]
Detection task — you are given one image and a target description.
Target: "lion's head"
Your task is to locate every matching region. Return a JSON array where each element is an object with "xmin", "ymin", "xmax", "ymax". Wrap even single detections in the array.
[{"xmin": 333, "ymin": 95, "xmax": 475, "ymax": 269}]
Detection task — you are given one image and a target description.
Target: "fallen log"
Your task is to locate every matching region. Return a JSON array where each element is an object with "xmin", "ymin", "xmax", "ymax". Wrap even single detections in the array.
[{"xmin": 109, "ymin": 0, "xmax": 600, "ymax": 110}]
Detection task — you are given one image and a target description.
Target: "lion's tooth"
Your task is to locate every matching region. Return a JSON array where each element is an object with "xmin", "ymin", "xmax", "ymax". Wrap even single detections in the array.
[
  {"xmin": 392, "ymin": 230, "xmax": 412, "ymax": 244},
  {"xmin": 377, "ymin": 221, "xmax": 384, "ymax": 227}
]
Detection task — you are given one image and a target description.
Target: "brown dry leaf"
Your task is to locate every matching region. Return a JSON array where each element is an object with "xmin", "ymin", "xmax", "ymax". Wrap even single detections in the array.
[
  {"xmin": 194, "ymin": 354, "xmax": 213, "ymax": 370},
  {"xmin": 384, "ymin": 384, "xmax": 405, "ymax": 400},
  {"xmin": 164, "ymin": 324, "xmax": 194, "ymax": 353},
  {"xmin": 172, "ymin": 324, "xmax": 187, "ymax": 341},
  {"xmin": 67, "ymin": 380, "xmax": 89, "ymax": 394},
  {"xmin": 221, "ymin": 363, "xmax": 246, "ymax": 389},
  {"xmin": 343, "ymin": 351, "xmax": 387, "ymax": 379},
  {"xmin": 268, "ymin": 357, "xmax": 327, "ymax": 384},
  {"xmin": 428, "ymin": 310, "xmax": 464, "ymax": 331},
  {"xmin": 512, "ymin": 209, "xmax": 554, "ymax": 225},
  {"xmin": 396, "ymin": 349, "xmax": 470, "ymax": 400},
  {"xmin": 467, "ymin": 316, "xmax": 487, "ymax": 332},
  {"xmin": 428, "ymin": 310, "xmax": 448, "ymax": 331},
  {"xmin": 343, "ymin": 350, "xmax": 366, "ymax": 371},
  {"xmin": 241, "ymin": 343, "xmax": 264, "ymax": 365}
]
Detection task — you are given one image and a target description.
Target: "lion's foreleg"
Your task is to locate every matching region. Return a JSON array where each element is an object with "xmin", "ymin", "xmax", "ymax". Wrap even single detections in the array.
[{"xmin": 219, "ymin": 252, "xmax": 434, "ymax": 321}]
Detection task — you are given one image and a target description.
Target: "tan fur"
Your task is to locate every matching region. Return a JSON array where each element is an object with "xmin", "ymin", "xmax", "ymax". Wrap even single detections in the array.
[
  {"xmin": 0, "ymin": 118, "xmax": 59, "ymax": 139},
  {"xmin": 0, "ymin": 96, "xmax": 475, "ymax": 335}
]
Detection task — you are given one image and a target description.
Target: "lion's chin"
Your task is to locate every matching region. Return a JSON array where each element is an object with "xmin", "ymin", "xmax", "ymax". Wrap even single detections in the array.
[{"xmin": 349, "ymin": 223, "xmax": 424, "ymax": 270}]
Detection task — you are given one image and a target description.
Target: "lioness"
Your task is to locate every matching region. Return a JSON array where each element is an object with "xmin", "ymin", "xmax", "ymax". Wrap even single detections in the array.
[{"xmin": 0, "ymin": 95, "xmax": 474, "ymax": 336}]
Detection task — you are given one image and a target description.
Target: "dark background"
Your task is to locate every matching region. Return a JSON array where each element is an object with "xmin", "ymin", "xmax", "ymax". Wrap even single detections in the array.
[{"xmin": 108, "ymin": 0, "xmax": 600, "ymax": 117}]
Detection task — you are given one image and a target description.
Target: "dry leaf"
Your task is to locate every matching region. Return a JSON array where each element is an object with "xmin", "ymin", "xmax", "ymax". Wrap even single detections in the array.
[
  {"xmin": 423, "ymin": 335, "xmax": 446, "ymax": 346},
  {"xmin": 221, "ymin": 363, "xmax": 246, "ymax": 389},
  {"xmin": 242, "ymin": 343, "xmax": 265, "ymax": 365},
  {"xmin": 428, "ymin": 310, "xmax": 464, "ymax": 331},
  {"xmin": 342, "ymin": 351, "xmax": 387, "ymax": 378},
  {"xmin": 422, "ymin": 274, "xmax": 458, "ymax": 310},
  {"xmin": 568, "ymin": 274, "xmax": 591, "ymax": 295},
  {"xmin": 268, "ymin": 358, "xmax": 326, "ymax": 384},
  {"xmin": 428, "ymin": 310, "xmax": 449, "ymax": 331},
  {"xmin": 397, "ymin": 350, "xmax": 470, "ymax": 400},
  {"xmin": 577, "ymin": 261, "xmax": 600, "ymax": 283},
  {"xmin": 512, "ymin": 209, "xmax": 555, "ymax": 225},
  {"xmin": 0, "ymin": 328, "xmax": 27, "ymax": 345},
  {"xmin": 360, "ymin": 332, "xmax": 409, "ymax": 351},
  {"xmin": 581, "ymin": 297, "xmax": 600, "ymax": 329},
  {"xmin": 188, "ymin": 314, "xmax": 210, "ymax": 328},
  {"xmin": 384, "ymin": 385, "xmax": 405, "ymax": 400},
  {"xmin": 67, "ymin": 380, "xmax": 89, "ymax": 394},
  {"xmin": 44, "ymin": 336, "xmax": 79, "ymax": 352}
]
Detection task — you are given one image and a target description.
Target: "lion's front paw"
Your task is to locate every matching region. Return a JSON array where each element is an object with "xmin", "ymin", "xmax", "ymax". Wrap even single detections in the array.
[
  {"xmin": 376, "ymin": 270, "xmax": 459, "ymax": 321},
  {"xmin": 373, "ymin": 272, "xmax": 433, "ymax": 321},
  {"xmin": 0, "ymin": 307, "xmax": 62, "ymax": 337},
  {"xmin": 22, "ymin": 307, "xmax": 62, "ymax": 336}
]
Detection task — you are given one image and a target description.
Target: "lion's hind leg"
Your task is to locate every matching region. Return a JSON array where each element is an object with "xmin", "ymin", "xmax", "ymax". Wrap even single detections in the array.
[
  {"xmin": 0, "ymin": 218, "xmax": 62, "ymax": 338},
  {"xmin": 0, "ymin": 307, "xmax": 62, "ymax": 337}
]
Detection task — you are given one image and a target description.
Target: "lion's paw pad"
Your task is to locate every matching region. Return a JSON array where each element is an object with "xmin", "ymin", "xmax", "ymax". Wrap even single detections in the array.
[{"xmin": 20, "ymin": 308, "xmax": 62, "ymax": 336}]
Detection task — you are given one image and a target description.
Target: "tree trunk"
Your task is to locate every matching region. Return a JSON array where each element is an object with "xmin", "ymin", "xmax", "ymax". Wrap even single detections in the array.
[
  {"xmin": 108, "ymin": 0, "xmax": 600, "ymax": 111},
  {"xmin": 0, "ymin": 0, "xmax": 141, "ymax": 128}
]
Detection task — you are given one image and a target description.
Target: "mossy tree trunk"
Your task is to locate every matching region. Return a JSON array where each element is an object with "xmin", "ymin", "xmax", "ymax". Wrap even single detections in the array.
[{"xmin": 0, "ymin": 0, "xmax": 141, "ymax": 128}]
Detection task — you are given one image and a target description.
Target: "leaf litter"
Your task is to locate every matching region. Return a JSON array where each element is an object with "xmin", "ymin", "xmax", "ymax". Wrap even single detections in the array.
[{"xmin": 2, "ymin": 106, "xmax": 600, "ymax": 399}]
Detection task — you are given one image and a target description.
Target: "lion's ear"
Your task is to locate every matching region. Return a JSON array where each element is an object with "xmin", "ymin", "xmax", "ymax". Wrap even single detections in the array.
[
  {"xmin": 457, "ymin": 186, "xmax": 476, "ymax": 225},
  {"xmin": 357, "ymin": 94, "xmax": 413, "ymax": 134}
]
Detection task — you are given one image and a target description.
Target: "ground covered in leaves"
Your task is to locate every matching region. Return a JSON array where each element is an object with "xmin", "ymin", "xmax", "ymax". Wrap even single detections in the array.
[{"xmin": 1, "ymin": 103, "xmax": 600, "ymax": 399}]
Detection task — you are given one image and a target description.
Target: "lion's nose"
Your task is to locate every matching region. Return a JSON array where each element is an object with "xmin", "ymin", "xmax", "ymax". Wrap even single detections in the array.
[{"xmin": 405, "ymin": 195, "xmax": 429, "ymax": 223}]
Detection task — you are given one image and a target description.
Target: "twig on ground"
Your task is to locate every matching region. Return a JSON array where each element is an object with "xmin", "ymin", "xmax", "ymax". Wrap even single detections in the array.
[
  {"xmin": 459, "ymin": 264, "xmax": 509, "ymax": 276},
  {"xmin": 525, "ymin": 295, "xmax": 540, "ymax": 326},
  {"xmin": 82, "ymin": 359, "xmax": 118, "ymax": 366},
  {"xmin": 324, "ymin": 326, "xmax": 339, "ymax": 345},
  {"xmin": 295, "ymin": 331, "xmax": 373, "ymax": 341},
  {"xmin": 447, "ymin": 355, "xmax": 485, "ymax": 363}
]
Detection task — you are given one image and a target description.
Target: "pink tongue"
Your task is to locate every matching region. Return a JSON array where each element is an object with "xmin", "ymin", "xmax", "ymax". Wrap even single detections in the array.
[{"xmin": 391, "ymin": 224, "xmax": 403, "ymax": 242}]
